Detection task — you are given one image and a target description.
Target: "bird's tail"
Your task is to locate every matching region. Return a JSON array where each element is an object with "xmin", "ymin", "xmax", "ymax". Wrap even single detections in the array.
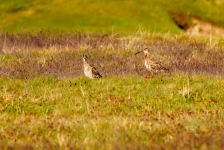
[{"xmin": 97, "ymin": 73, "xmax": 102, "ymax": 78}]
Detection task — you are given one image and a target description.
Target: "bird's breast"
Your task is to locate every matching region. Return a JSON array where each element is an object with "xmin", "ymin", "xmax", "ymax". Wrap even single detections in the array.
[{"xmin": 145, "ymin": 61, "xmax": 151, "ymax": 70}]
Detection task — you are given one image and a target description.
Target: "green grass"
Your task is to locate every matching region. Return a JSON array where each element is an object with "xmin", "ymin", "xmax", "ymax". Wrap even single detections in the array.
[
  {"xmin": 0, "ymin": 74, "xmax": 224, "ymax": 149},
  {"xmin": 1, "ymin": 0, "xmax": 224, "ymax": 33},
  {"xmin": 0, "ymin": 32, "xmax": 224, "ymax": 149}
]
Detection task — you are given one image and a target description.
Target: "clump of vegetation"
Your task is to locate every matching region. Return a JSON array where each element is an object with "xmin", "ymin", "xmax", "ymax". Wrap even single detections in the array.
[
  {"xmin": 0, "ymin": 31, "xmax": 224, "ymax": 149},
  {"xmin": 0, "ymin": 31, "xmax": 224, "ymax": 77}
]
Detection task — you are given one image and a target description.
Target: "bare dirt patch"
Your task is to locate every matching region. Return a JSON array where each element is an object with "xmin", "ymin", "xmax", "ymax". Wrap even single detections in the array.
[{"xmin": 171, "ymin": 13, "xmax": 224, "ymax": 36}]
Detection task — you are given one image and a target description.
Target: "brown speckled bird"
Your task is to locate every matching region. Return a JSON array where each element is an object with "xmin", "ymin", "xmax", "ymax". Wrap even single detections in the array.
[
  {"xmin": 83, "ymin": 55, "xmax": 102, "ymax": 79},
  {"xmin": 135, "ymin": 47, "xmax": 169, "ymax": 74}
]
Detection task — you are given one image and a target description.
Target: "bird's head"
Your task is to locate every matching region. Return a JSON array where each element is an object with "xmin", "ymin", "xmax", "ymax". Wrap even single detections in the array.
[
  {"xmin": 135, "ymin": 47, "xmax": 149, "ymax": 55},
  {"xmin": 83, "ymin": 55, "xmax": 88, "ymax": 62}
]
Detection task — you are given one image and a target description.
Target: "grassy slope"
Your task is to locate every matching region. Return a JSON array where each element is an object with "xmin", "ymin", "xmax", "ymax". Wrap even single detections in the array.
[{"xmin": 0, "ymin": 0, "xmax": 224, "ymax": 33}]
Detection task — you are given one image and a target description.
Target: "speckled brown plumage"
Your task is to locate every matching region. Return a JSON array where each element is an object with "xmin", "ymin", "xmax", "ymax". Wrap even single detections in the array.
[
  {"xmin": 135, "ymin": 47, "xmax": 169, "ymax": 73},
  {"xmin": 83, "ymin": 55, "xmax": 102, "ymax": 79}
]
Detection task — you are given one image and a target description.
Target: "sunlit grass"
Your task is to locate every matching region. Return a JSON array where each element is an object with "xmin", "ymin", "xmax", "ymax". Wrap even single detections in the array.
[
  {"xmin": 1, "ymin": 0, "xmax": 224, "ymax": 33},
  {"xmin": 0, "ymin": 32, "xmax": 224, "ymax": 149},
  {"xmin": 0, "ymin": 74, "xmax": 224, "ymax": 149}
]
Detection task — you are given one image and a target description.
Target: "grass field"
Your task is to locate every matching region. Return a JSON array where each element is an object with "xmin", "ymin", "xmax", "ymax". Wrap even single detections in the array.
[
  {"xmin": 1, "ymin": 1, "xmax": 224, "ymax": 149},
  {"xmin": 0, "ymin": 31, "xmax": 224, "ymax": 149},
  {"xmin": 1, "ymin": 0, "xmax": 224, "ymax": 33}
]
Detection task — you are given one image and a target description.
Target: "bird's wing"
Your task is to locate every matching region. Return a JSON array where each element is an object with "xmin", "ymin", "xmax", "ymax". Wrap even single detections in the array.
[
  {"xmin": 151, "ymin": 63, "xmax": 168, "ymax": 71},
  {"xmin": 150, "ymin": 59, "xmax": 169, "ymax": 71},
  {"xmin": 151, "ymin": 59, "xmax": 161, "ymax": 65},
  {"xmin": 91, "ymin": 66, "xmax": 102, "ymax": 78}
]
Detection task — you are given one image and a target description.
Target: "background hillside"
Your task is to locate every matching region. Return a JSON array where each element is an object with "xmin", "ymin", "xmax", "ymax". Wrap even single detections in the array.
[{"xmin": 0, "ymin": 0, "xmax": 224, "ymax": 34}]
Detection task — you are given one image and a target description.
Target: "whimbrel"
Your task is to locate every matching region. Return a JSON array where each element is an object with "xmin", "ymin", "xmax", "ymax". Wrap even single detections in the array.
[
  {"xmin": 83, "ymin": 55, "xmax": 102, "ymax": 79},
  {"xmin": 135, "ymin": 47, "xmax": 169, "ymax": 74}
]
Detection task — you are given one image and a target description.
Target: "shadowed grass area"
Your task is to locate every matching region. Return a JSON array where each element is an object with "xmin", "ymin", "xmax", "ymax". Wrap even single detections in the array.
[{"xmin": 0, "ymin": 0, "xmax": 224, "ymax": 33}]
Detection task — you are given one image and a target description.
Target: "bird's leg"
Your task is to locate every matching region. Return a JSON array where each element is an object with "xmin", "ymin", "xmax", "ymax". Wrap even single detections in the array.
[
  {"xmin": 168, "ymin": 71, "xmax": 172, "ymax": 77},
  {"xmin": 163, "ymin": 70, "xmax": 171, "ymax": 77},
  {"xmin": 160, "ymin": 72, "xmax": 166, "ymax": 78},
  {"xmin": 149, "ymin": 71, "xmax": 155, "ymax": 78},
  {"xmin": 152, "ymin": 71, "xmax": 157, "ymax": 77},
  {"xmin": 144, "ymin": 71, "xmax": 153, "ymax": 78}
]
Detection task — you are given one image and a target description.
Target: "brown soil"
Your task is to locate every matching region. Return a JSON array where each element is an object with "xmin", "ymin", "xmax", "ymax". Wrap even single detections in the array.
[
  {"xmin": 187, "ymin": 18, "xmax": 224, "ymax": 36},
  {"xmin": 170, "ymin": 13, "xmax": 224, "ymax": 36}
]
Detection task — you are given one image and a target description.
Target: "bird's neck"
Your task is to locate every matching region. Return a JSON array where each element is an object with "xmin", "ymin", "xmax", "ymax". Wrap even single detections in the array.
[
  {"xmin": 83, "ymin": 60, "xmax": 88, "ymax": 65},
  {"xmin": 144, "ymin": 53, "xmax": 149, "ymax": 59}
]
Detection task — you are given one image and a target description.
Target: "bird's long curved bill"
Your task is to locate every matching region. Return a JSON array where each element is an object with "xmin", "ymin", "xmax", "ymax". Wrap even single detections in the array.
[{"xmin": 135, "ymin": 51, "xmax": 143, "ymax": 55}]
